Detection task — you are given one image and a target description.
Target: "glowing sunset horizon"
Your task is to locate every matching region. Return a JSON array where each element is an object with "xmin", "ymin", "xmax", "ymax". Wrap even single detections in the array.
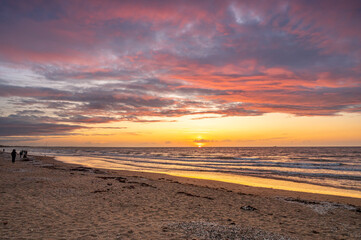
[{"xmin": 0, "ymin": 0, "xmax": 360, "ymax": 147}]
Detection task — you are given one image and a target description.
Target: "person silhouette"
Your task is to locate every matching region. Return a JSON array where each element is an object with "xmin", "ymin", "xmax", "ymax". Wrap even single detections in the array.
[{"xmin": 11, "ymin": 149, "xmax": 16, "ymax": 163}]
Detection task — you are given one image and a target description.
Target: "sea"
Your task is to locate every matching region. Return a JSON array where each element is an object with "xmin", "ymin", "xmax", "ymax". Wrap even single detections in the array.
[{"xmin": 4, "ymin": 146, "xmax": 361, "ymax": 198}]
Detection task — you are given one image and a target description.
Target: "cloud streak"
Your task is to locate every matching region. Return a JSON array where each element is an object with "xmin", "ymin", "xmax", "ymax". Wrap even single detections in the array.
[{"xmin": 0, "ymin": 117, "xmax": 85, "ymax": 136}]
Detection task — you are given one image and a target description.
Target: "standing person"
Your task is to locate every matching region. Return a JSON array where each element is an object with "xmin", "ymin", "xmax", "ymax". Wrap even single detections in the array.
[{"xmin": 11, "ymin": 149, "xmax": 16, "ymax": 163}]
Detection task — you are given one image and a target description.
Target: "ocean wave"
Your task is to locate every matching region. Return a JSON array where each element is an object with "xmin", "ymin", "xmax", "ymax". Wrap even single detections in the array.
[{"xmin": 12, "ymin": 146, "xmax": 361, "ymax": 192}]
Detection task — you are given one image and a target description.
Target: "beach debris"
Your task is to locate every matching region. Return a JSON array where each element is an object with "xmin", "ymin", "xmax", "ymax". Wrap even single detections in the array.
[
  {"xmin": 70, "ymin": 166, "xmax": 93, "ymax": 172},
  {"xmin": 41, "ymin": 164, "xmax": 66, "ymax": 171},
  {"xmin": 283, "ymin": 198, "xmax": 318, "ymax": 205},
  {"xmin": 97, "ymin": 176, "xmax": 157, "ymax": 188},
  {"xmin": 69, "ymin": 166, "xmax": 106, "ymax": 174},
  {"xmin": 164, "ymin": 221, "xmax": 292, "ymax": 240},
  {"xmin": 127, "ymin": 181, "xmax": 157, "ymax": 188},
  {"xmin": 177, "ymin": 191, "xmax": 199, "ymax": 197},
  {"xmin": 92, "ymin": 188, "xmax": 110, "ymax": 193},
  {"xmin": 227, "ymin": 219, "xmax": 236, "ymax": 225},
  {"xmin": 354, "ymin": 207, "xmax": 361, "ymax": 213},
  {"xmin": 176, "ymin": 191, "xmax": 214, "ymax": 200},
  {"xmin": 140, "ymin": 182, "xmax": 156, "ymax": 188},
  {"xmin": 93, "ymin": 169, "xmax": 107, "ymax": 174},
  {"xmin": 240, "ymin": 205, "xmax": 257, "ymax": 211},
  {"xmin": 280, "ymin": 197, "xmax": 360, "ymax": 215},
  {"xmin": 97, "ymin": 176, "xmax": 127, "ymax": 183},
  {"xmin": 165, "ymin": 179, "xmax": 181, "ymax": 184}
]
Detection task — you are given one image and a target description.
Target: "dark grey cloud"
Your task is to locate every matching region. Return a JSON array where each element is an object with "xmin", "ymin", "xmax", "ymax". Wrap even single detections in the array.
[
  {"xmin": 0, "ymin": 136, "xmax": 43, "ymax": 143},
  {"xmin": 0, "ymin": 84, "xmax": 71, "ymax": 98},
  {"xmin": 3, "ymin": 81, "xmax": 361, "ymax": 124},
  {"xmin": 175, "ymin": 87, "xmax": 233, "ymax": 96},
  {"xmin": 33, "ymin": 65, "xmax": 142, "ymax": 81},
  {"xmin": 0, "ymin": 116, "xmax": 85, "ymax": 136},
  {"xmin": 16, "ymin": 110, "xmax": 45, "ymax": 115},
  {"xmin": 63, "ymin": 115, "xmax": 118, "ymax": 124}
]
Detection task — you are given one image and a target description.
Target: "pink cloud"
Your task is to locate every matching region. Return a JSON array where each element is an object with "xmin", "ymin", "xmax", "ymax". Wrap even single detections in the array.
[{"xmin": 0, "ymin": 0, "xmax": 360, "ymax": 136}]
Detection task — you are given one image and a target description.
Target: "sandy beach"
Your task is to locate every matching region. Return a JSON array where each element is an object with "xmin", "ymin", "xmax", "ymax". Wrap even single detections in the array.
[{"xmin": 1, "ymin": 152, "xmax": 360, "ymax": 240}]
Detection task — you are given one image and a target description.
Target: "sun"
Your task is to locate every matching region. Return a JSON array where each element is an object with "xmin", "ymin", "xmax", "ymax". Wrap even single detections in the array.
[{"xmin": 194, "ymin": 136, "xmax": 206, "ymax": 147}]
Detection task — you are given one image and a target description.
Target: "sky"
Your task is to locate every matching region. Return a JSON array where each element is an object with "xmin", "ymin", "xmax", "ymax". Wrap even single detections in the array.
[{"xmin": 0, "ymin": 0, "xmax": 360, "ymax": 147}]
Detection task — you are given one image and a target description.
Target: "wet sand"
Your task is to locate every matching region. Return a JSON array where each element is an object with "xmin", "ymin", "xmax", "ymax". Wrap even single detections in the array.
[{"xmin": 1, "ymin": 152, "xmax": 360, "ymax": 239}]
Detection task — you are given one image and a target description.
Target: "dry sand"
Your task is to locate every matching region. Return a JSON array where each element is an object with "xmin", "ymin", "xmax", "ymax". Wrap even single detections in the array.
[{"xmin": 1, "ymin": 152, "xmax": 360, "ymax": 239}]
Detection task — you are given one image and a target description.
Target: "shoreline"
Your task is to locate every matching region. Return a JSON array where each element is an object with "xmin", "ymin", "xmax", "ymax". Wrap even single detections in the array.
[
  {"xmin": 1, "ymin": 152, "xmax": 360, "ymax": 239},
  {"xmin": 54, "ymin": 154, "xmax": 361, "ymax": 206}
]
